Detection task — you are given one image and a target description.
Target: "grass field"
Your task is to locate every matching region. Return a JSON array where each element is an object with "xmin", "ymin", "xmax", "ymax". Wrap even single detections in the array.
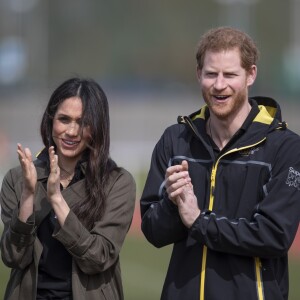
[
  {"xmin": 122, "ymin": 236, "xmax": 300, "ymax": 300},
  {"xmin": 0, "ymin": 233, "xmax": 299, "ymax": 300}
]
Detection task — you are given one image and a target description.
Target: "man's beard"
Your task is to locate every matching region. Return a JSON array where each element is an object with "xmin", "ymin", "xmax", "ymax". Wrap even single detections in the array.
[{"xmin": 202, "ymin": 89, "xmax": 248, "ymax": 121}]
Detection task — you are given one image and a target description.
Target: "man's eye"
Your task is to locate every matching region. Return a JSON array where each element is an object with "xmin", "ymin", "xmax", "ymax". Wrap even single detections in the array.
[
  {"xmin": 225, "ymin": 73, "xmax": 237, "ymax": 78},
  {"xmin": 206, "ymin": 73, "xmax": 216, "ymax": 78}
]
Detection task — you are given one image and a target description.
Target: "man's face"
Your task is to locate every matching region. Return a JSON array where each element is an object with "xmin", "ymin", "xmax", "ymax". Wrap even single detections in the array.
[{"xmin": 197, "ymin": 48, "xmax": 256, "ymax": 121}]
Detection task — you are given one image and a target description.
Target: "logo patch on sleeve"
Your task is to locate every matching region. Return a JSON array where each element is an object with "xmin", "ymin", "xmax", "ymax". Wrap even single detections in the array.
[{"xmin": 286, "ymin": 167, "xmax": 300, "ymax": 190}]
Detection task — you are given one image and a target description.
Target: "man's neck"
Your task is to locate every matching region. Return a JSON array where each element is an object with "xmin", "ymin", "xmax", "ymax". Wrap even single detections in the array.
[{"xmin": 208, "ymin": 102, "xmax": 251, "ymax": 150}]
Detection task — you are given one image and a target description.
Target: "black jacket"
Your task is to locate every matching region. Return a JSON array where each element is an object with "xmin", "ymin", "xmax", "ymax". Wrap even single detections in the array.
[{"xmin": 140, "ymin": 97, "xmax": 300, "ymax": 300}]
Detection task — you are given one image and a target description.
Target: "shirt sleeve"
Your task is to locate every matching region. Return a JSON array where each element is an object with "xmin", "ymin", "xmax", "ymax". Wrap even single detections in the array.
[{"xmin": 0, "ymin": 169, "xmax": 37, "ymax": 269}]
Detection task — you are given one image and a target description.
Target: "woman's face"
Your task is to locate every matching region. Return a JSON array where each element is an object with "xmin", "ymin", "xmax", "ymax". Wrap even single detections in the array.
[{"xmin": 52, "ymin": 96, "xmax": 91, "ymax": 163}]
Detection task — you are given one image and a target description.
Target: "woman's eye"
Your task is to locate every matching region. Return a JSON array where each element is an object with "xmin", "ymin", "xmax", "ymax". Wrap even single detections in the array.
[{"xmin": 58, "ymin": 117, "xmax": 70, "ymax": 124}]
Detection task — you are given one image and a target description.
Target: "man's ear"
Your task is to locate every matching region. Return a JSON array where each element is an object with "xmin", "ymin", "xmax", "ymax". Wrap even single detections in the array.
[
  {"xmin": 196, "ymin": 66, "xmax": 202, "ymax": 82},
  {"xmin": 247, "ymin": 65, "xmax": 257, "ymax": 86}
]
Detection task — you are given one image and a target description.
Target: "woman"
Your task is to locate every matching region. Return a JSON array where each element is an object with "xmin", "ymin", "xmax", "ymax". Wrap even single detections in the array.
[{"xmin": 0, "ymin": 77, "xmax": 136, "ymax": 300}]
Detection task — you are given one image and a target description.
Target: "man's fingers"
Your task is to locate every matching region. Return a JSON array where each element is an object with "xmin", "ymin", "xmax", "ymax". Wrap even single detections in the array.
[
  {"xmin": 165, "ymin": 164, "xmax": 183, "ymax": 178},
  {"xmin": 165, "ymin": 160, "xmax": 189, "ymax": 176},
  {"xmin": 166, "ymin": 173, "xmax": 190, "ymax": 191},
  {"xmin": 181, "ymin": 160, "xmax": 189, "ymax": 171},
  {"xmin": 165, "ymin": 161, "xmax": 189, "ymax": 180},
  {"xmin": 168, "ymin": 171, "xmax": 189, "ymax": 184},
  {"xmin": 167, "ymin": 178, "xmax": 191, "ymax": 197},
  {"xmin": 169, "ymin": 186, "xmax": 185, "ymax": 199}
]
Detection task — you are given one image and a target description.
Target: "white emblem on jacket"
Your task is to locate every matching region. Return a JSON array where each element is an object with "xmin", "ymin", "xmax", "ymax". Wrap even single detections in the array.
[{"xmin": 286, "ymin": 167, "xmax": 300, "ymax": 190}]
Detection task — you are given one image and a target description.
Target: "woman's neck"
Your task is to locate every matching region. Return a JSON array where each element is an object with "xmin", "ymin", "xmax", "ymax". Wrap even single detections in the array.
[{"xmin": 58, "ymin": 156, "xmax": 79, "ymax": 175}]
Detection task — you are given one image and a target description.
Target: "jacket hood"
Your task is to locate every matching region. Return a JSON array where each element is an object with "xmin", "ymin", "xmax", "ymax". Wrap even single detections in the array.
[{"xmin": 252, "ymin": 96, "xmax": 282, "ymax": 121}]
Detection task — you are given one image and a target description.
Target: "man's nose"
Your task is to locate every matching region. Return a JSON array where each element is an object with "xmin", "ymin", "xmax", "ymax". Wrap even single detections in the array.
[{"xmin": 213, "ymin": 74, "xmax": 227, "ymax": 90}]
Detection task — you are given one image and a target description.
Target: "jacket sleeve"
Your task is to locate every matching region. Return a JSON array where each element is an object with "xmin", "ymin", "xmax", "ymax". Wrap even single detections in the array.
[
  {"xmin": 140, "ymin": 127, "xmax": 188, "ymax": 248},
  {"xmin": 52, "ymin": 168, "xmax": 136, "ymax": 275},
  {"xmin": 190, "ymin": 132, "xmax": 300, "ymax": 258},
  {"xmin": 0, "ymin": 169, "xmax": 36, "ymax": 269}
]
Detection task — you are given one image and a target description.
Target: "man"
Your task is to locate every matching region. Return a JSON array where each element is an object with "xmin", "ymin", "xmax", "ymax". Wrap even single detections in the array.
[{"xmin": 140, "ymin": 27, "xmax": 300, "ymax": 300}]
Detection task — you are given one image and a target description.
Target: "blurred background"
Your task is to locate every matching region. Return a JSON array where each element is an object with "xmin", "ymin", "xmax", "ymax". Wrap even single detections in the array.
[{"xmin": 0, "ymin": 0, "xmax": 299, "ymax": 299}]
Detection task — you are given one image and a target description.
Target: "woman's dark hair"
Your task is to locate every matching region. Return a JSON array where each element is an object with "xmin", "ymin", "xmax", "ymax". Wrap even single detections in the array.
[{"xmin": 40, "ymin": 77, "xmax": 117, "ymax": 229}]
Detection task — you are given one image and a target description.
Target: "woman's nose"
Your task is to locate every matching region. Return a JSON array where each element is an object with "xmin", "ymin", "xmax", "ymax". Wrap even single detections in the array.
[{"xmin": 66, "ymin": 122, "xmax": 80, "ymax": 136}]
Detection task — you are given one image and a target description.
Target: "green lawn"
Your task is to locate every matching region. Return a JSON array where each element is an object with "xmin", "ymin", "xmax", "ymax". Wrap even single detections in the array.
[{"xmin": 0, "ymin": 235, "xmax": 299, "ymax": 300}]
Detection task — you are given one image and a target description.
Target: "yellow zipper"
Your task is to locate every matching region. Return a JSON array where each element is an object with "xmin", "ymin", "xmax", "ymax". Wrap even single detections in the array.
[
  {"xmin": 255, "ymin": 257, "xmax": 264, "ymax": 300},
  {"xmin": 199, "ymin": 138, "xmax": 266, "ymax": 300}
]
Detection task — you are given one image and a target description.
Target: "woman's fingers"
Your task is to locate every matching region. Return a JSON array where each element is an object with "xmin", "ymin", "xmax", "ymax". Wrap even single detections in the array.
[
  {"xmin": 48, "ymin": 146, "xmax": 60, "ymax": 175},
  {"xmin": 24, "ymin": 147, "xmax": 33, "ymax": 162},
  {"xmin": 17, "ymin": 144, "xmax": 32, "ymax": 164},
  {"xmin": 17, "ymin": 144, "xmax": 37, "ymax": 193}
]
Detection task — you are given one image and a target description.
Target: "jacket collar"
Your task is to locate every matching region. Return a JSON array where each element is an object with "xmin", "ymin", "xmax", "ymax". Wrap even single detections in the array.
[
  {"xmin": 177, "ymin": 96, "xmax": 287, "ymax": 152},
  {"xmin": 180, "ymin": 96, "xmax": 282, "ymax": 124},
  {"xmin": 35, "ymin": 148, "xmax": 88, "ymax": 180},
  {"xmin": 32, "ymin": 148, "xmax": 88, "ymax": 226}
]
